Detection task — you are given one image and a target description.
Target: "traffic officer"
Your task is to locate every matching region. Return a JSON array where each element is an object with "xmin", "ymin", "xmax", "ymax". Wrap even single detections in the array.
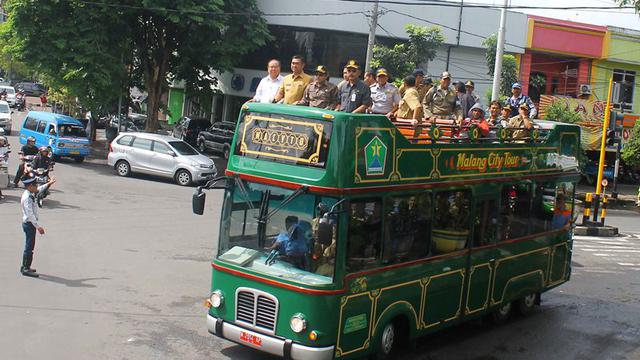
[
  {"xmin": 273, "ymin": 55, "xmax": 312, "ymax": 104},
  {"xmin": 422, "ymin": 71, "xmax": 462, "ymax": 122},
  {"xmin": 369, "ymin": 68, "xmax": 400, "ymax": 118},
  {"xmin": 336, "ymin": 59, "xmax": 371, "ymax": 113},
  {"xmin": 297, "ymin": 65, "xmax": 339, "ymax": 109}
]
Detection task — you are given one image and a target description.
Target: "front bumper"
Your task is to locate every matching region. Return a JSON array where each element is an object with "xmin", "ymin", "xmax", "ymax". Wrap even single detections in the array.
[
  {"xmin": 192, "ymin": 168, "xmax": 217, "ymax": 181},
  {"xmin": 207, "ymin": 314, "xmax": 334, "ymax": 360}
]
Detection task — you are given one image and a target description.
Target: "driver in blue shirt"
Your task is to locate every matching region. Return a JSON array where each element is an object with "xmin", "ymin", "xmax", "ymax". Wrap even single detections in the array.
[{"xmin": 266, "ymin": 216, "xmax": 309, "ymax": 269}]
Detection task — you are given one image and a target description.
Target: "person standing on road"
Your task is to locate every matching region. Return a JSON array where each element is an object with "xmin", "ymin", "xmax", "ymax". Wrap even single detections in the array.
[
  {"xmin": 20, "ymin": 174, "xmax": 56, "ymax": 277},
  {"xmin": 13, "ymin": 136, "xmax": 38, "ymax": 187},
  {"xmin": 336, "ymin": 59, "xmax": 371, "ymax": 113},
  {"xmin": 273, "ymin": 55, "xmax": 312, "ymax": 104},
  {"xmin": 251, "ymin": 59, "xmax": 284, "ymax": 104}
]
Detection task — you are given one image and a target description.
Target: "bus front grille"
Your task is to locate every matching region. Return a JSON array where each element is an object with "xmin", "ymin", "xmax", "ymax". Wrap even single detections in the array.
[{"xmin": 235, "ymin": 288, "xmax": 278, "ymax": 334}]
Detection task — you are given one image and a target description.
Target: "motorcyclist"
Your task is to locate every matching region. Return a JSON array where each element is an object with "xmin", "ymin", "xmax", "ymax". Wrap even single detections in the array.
[
  {"xmin": 12, "ymin": 136, "xmax": 39, "ymax": 187},
  {"xmin": 33, "ymin": 146, "xmax": 52, "ymax": 171}
]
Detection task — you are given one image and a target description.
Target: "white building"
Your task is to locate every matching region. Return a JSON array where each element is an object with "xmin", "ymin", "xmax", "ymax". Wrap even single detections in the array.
[{"xmin": 167, "ymin": 0, "xmax": 528, "ymax": 124}]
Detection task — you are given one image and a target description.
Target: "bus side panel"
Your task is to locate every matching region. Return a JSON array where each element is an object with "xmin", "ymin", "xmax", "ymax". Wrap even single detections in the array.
[
  {"xmin": 548, "ymin": 233, "xmax": 571, "ymax": 286},
  {"xmin": 492, "ymin": 238, "xmax": 549, "ymax": 306}
]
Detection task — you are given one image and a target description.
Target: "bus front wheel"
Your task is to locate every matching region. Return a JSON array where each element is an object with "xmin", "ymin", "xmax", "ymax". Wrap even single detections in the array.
[
  {"xmin": 491, "ymin": 301, "xmax": 512, "ymax": 324},
  {"xmin": 518, "ymin": 293, "xmax": 538, "ymax": 315}
]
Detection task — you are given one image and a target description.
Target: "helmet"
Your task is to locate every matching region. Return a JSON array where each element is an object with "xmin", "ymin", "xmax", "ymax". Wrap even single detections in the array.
[{"xmin": 27, "ymin": 136, "xmax": 36, "ymax": 143}]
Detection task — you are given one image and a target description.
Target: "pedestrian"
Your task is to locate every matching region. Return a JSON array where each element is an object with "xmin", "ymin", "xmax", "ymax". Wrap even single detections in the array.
[
  {"xmin": 369, "ymin": 68, "xmax": 400, "ymax": 118},
  {"xmin": 395, "ymin": 75, "xmax": 422, "ymax": 123},
  {"xmin": 296, "ymin": 65, "xmax": 338, "ymax": 110},
  {"xmin": 251, "ymin": 59, "xmax": 284, "ymax": 103},
  {"xmin": 508, "ymin": 103, "xmax": 535, "ymax": 140},
  {"xmin": 506, "ymin": 82, "xmax": 537, "ymax": 118},
  {"xmin": 20, "ymin": 173, "xmax": 56, "ymax": 277},
  {"xmin": 364, "ymin": 70, "xmax": 376, "ymax": 86},
  {"xmin": 336, "ymin": 59, "xmax": 371, "ymax": 113},
  {"xmin": 13, "ymin": 136, "xmax": 39, "ymax": 187},
  {"xmin": 40, "ymin": 93, "xmax": 47, "ymax": 108},
  {"xmin": 273, "ymin": 55, "xmax": 312, "ymax": 104},
  {"xmin": 422, "ymin": 71, "xmax": 462, "ymax": 123}
]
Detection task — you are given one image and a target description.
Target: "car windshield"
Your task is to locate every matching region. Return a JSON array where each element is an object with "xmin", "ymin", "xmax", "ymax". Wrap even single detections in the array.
[
  {"xmin": 218, "ymin": 181, "xmax": 339, "ymax": 285},
  {"xmin": 0, "ymin": 104, "xmax": 9, "ymax": 113},
  {"xmin": 1, "ymin": 87, "xmax": 14, "ymax": 94},
  {"xmin": 58, "ymin": 124, "xmax": 86, "ymax": 137},
  {"xmin": 169, "ymin": 141, "xmax": 198, "ymax": 155}
]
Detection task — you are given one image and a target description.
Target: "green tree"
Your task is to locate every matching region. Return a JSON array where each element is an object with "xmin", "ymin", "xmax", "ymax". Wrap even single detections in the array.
[
  {"xmin": 370, "ymin": 24, "xmax": 444, "ymax": 82},
  {"xmin": 622, "ymin": 120, "xmax": 640, "ymax": 166},
  {"xmin": 544, "ymin": 102, "xmax": 583, "ymax": 124},
  {"xmin": 483, "ymin": 34, "xmax": 518, "ymax": 97},
  {"xmin": 4, "ymin": 1, "xmax": 270, "ymax": 132}
]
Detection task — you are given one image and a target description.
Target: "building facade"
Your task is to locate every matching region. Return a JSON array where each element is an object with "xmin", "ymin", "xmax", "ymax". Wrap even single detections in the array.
[{"xmin": 167, "ymin": 0, "xmax": 528, "ymax": 124}]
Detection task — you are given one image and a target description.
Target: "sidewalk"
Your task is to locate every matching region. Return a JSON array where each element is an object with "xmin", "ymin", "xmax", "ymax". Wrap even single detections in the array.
[
  {"xmin": 86, "ymin": 129, "xmax": 109, "ymax": 165},
  {"xmin": 576, "ymin": 183, "xmax": 639, "ymax": 211}
]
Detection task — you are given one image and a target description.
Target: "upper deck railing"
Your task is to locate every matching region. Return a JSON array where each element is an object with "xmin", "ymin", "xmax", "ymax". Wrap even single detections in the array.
[{"xmin": 225, "ymin": 103, "xmax": 581, "ymax": 193}]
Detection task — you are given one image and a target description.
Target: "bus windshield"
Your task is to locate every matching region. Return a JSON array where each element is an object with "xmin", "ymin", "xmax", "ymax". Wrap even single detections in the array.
[{"xmin": 218, "ymin": 181, "xmax": 338, "ymax": 286}]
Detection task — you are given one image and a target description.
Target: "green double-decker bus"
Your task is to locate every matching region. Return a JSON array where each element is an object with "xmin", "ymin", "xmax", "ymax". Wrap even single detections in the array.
[{"xmin": 193, "ymin": 102, "xmax": 580, "ymax": 360}]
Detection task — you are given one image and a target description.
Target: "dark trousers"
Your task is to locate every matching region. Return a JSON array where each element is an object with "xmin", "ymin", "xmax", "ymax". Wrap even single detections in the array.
[
  {"xmin": 14, "ymin": 163, "xmax": 25, "ymax": 185},
  {"xmin": 22, "ymin": 222, "xmax": 36, "ymax": 259}
]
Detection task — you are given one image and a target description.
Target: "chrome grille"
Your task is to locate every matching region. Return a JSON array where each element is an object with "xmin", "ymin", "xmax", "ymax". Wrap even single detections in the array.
[{"xmin": 235, "ymin": 288, "xmax": 278, "ymax": 334}]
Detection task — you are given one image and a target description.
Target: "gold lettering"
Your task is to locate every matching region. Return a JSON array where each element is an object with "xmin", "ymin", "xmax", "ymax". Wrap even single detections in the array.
[{"xmin": 250, "ymin": 127, "xmax": 309, "ymax": 150}]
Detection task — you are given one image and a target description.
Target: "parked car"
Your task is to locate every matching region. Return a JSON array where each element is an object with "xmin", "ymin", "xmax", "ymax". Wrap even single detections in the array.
[
  {"xmin": 107, "ymin": 132, "xmax": 216, "ymax": 186},
  {"xmin": 172, "ymin": 117, "xmax": 211, "ymax": 145},
  {"xmin": 14, "ymin": 82, "xmax": 47, "ymax": 97},
  {"xmin": 0, "ymin": 85, "xmax": 16, "ymax": 107},
  {"xmin": 197, "ymin": 121, "xmax": 236, "ymax": 159},
  {"xmin": 0, "ymin": 100, "xmax": 12, "ymax": 134},
  {"xmin": 19, "ymin": 111, "xmax": 90, "ymax": 162}
]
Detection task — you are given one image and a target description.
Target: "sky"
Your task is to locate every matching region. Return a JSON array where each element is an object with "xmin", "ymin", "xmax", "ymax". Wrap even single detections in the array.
[{"xmin": 475, "ymin": 0, "xmax": 640, "ymax": 31}]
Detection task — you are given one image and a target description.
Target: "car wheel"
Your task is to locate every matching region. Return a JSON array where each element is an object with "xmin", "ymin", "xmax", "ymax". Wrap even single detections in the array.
[
  {"xmin": 199, "ymin": 141, "xmax": 207, "ymax": 153},
  {"xmin": 74, "ymin": 157, "xmax": 85, "ymax": 163},
  {"xmin": 491, "ymin": 301, "xmax": 512, "ymax": 324},
  {"xmin": 518, "ymin": 293, "xmax": 538, "ymax": 315},
  {"xmin": 175, "ymin": 169, "xmax": 192, "ymax": 186},
  {"xmin": 223, "ymin": 145, "xmax": 230, "ymax": 160},
  {"xmin": 115, "ymin": 160, "xmax": 131, "ymax": 177}
]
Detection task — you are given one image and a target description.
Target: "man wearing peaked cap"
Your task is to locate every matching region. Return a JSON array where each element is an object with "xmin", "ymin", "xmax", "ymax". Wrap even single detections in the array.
[
  {"xmin": 506, "ymin": 81, "xmax": 537, "ymax": 118},
  {"xmin": 369, "ymin": 68, "xmax": 400, "ymax": 118},
  {"xmin": 296, "ymin": 65, "xmax": 338, "ymax": 110},
  {"xmin": 336, "ymin": 59, "xmax": 372, "ymax": 113},
  {"xmin": 461, "ymin": 79, "xmax": 480, "ymax": 117},
  {"xmin": 422, "ymin": 71, "xmax": 462, "ymax": 122}
]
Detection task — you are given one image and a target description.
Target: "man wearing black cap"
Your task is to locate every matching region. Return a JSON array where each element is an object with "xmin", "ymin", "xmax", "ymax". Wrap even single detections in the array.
[
  {"xmin": 297, "ymin": 65, "xmax": 338, "ymax": 110},
  {"xmin": 395, "ymin": 75, "xmax": 422, "ymax": 122},
  {"xmin": 422, "ymin": 71, "xmax": 462, "ymax": 122},
  {"xmin": 399, "ymin": 69, "xmax": 427, "ymax": 101},
  {"xmin": 19, "ymin": 173, "xmax": 56, "ymax": 277},
  {"xmin": 336, "ymin": 59, "xmax": 371, "ymax": 113}
]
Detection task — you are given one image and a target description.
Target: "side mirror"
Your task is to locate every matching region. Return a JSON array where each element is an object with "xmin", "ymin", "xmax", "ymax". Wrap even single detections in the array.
[
  {"xmin": 317, "ymin": 217, "xmax": 334, "ymax": 246},
  {"xmin": 168, "ymin": 150, "xmax": 177, "ymax": 157},
  {"xmin": 193, "ymin": 188, "xmax": 206, "ymax": 215}
]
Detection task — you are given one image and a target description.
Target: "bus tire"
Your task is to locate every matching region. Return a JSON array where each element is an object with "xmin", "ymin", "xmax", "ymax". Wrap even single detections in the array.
[
  {"xmin": 374, "ymin": 321, "xmax": 397, "ymax": 360},
  {"xmin": 491, "ymin": 301, "xmax": 512, "ymax": 324},
  {"xmin": 517, "ymin": 293, "xmax": 538, "ymax": 315}
]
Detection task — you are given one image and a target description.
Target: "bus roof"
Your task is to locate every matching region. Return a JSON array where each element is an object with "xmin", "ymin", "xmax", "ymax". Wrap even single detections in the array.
[{"xmin": 226, "ymin": 103, "xmax": 581, "ymax": 194}]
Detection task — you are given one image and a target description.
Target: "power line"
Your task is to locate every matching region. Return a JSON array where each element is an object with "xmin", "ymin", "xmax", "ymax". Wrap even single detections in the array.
[{"xmin": 334, "ymin": 0, "xmax": 636, "ymax": 10}]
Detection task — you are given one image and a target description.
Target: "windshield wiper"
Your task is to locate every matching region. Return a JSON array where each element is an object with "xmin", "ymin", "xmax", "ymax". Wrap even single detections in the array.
[
  {"xmin": 265, "ymin": 186, "xmax": 308, "ymax": 222},
  {"xmin": 257, "ymin": 185, "xmax": 308, "ymax": 249},
  {"xmin": 234, "ymin": 175, "xmax": 255, "ymax": 210}
]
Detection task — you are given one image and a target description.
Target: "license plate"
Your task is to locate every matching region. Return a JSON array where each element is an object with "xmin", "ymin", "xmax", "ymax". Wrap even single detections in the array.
[
  {"xmin": 239, "ymin": 331, "xmax": 262, "ymax": 347},
  {"xmin": 70, "ymin": 151, "xmax": 80, "ymax": 155}
]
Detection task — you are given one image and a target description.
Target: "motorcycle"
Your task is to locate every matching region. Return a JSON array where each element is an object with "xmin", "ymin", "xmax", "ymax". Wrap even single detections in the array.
[
  {"xmin": 15, "ymin": 91, "xmax": 26, "ymax": 111},
  {"xmin": 23, "ymin": 153, "xmax": 54, "ymax": 207}
]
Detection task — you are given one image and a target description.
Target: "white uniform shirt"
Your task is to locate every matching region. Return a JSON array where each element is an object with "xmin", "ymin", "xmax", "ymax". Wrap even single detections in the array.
[
  {"xmin": 370, "ymin": 83, "xmax": 401, "ymax": 114},
  {"xmin": 253, "ymin": 75, "xmax": 284, "ymax": 103},
  {"xmin": 21, "ymin": 188, "xmax": 43, "ymax": 227}
]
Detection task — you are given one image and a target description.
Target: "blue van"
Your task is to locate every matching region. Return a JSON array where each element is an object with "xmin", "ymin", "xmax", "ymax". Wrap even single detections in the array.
[{"xmin": 19, "ymin": 111, "xmax": 90, "ymax": 163}]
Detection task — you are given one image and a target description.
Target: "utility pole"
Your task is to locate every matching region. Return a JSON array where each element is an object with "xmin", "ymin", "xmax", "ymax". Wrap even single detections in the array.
[
  {"xmin": 365, "ymin": 0, "xmax": 379, "ymax": 72},
  {"xmin": 446, "ymin": 0, "xmax": 465, "ymax": 71},
  {"xmin": 491, "ymin": 0, "xmax": 508, "ymax": 101}
]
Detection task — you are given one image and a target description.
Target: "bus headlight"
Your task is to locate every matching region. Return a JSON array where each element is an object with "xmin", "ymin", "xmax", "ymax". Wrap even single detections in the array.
[
  {"xmin": 209, "ymin": 290, "xmax": 224, "ymax": 308},
  {"xmin": 290, "ymin": 313, "xmax": 307, "ymax": 333}
]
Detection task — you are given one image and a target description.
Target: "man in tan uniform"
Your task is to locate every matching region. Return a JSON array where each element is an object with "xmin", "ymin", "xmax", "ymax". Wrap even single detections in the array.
[
  {"xmin": 422, "ymin": 71, "xmax": 462, "ymax": 122},
  {"xmin": 395, "ymin": 75, "xmax": 422, "ymax": 122},
  {"xmin": 297, "ymin": 65, "xmax": 338, "ymax": 109},
  {"xmin": 508, "ymin": 103, "xmax": 534, "ymax": 139},
  {"xmin": 273, "ymin": 55, "xmax": 312, "ymax": 104}
]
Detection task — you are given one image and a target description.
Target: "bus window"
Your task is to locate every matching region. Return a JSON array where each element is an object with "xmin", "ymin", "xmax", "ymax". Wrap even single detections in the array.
[
  {"xmin": 473, "ymin": 197, "xmax": 498, "ymax": 247},
  {"xmin": 347, "ymin": 199, "xmax": 383, "ymax": 272},
  {"xmin": 383, "ymin": 193, "xmax": 432, "ymax": 265},
  {"xmin": 531, "ymin": 182, "xmax": 555, "ymax": 233},
  {"xmin": 552, "ymin": 182, "xmax": 575, "ymax": 229},
  {"xmin": 500, "ymin": 184, "xmax": 532, "ymax": 240},
  {"xmin": 432, "ymin": 190, "xmax": 471, "ymax": 254}
]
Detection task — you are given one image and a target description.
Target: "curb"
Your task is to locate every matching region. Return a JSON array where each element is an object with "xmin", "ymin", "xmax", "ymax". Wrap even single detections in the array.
[{"xmin": 574, "ymin": 225, "xmax": 619, "ymax": 237}]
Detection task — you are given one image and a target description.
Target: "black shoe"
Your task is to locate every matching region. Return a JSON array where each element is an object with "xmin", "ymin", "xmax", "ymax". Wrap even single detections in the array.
[{"xmin": 20, "ymin": 267, "xmax": 39, "ymax": 278}]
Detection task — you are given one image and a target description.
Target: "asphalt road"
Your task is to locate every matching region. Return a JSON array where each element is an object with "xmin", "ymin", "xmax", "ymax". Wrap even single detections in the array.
[{"xmin": 1, "ymin": 110, "xmax": 639, "ymax": 360}]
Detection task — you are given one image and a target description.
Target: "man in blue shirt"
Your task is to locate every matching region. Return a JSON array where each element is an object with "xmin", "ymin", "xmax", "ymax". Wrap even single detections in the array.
[
  {"xmin": 266, "ymin": 216, "xmax": 309, "ymax": 269},
  {"xmin": 506, "ymin": 82, "xmax": 537, "ymax": 118}
]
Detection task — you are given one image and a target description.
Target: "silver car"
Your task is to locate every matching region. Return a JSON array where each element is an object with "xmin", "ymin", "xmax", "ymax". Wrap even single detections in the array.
[{"xmin": 107, "ymin": 132, "xmax": 216, "ymax": 186}]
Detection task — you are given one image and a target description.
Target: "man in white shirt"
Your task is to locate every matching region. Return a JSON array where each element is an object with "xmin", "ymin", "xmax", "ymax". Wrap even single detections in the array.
[
  {"xmin": 20, "ymin": 174, "xmax": 55, "ymax": 277},
  {"xmin": 251, "ymin": 59, "xmax": 283, "ymax": 103}
]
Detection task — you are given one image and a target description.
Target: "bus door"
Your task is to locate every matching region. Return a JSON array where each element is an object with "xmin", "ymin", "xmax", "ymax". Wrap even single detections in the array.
[{"xmin": 465, "ymin": 194, "xmax": 499, "ymax": 317}]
